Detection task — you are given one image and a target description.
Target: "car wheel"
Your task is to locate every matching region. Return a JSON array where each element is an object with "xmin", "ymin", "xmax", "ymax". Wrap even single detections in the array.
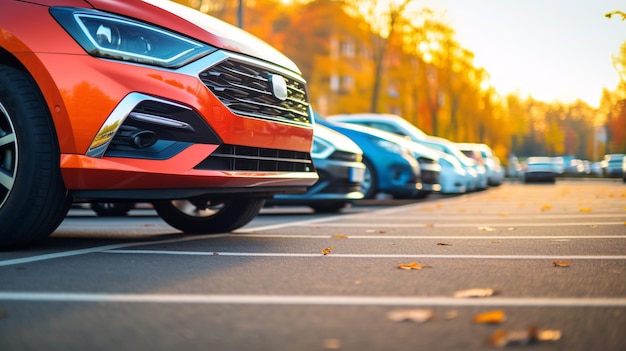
[
  {"xmin": 91, "ymin": 202, "xmax": 134, "ymax": 217},
  {"xmin": 310, "ymin": 202, "xmax": 347, "ymax": 213},
  {"xmin": 0, "ymin": 65, "xmax": 70, "ymax": 249},
  {"xmin": 152, "ymin": 198, "xmax": 265, "ymax": 234},
  {"xmin": 360, "ymin": 158, "xmax": 378, "ymax": 199}
]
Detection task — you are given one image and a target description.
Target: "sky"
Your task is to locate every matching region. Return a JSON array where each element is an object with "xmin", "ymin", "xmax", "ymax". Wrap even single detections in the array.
[{"xmin": 419, "ymin": 0, "xmax": 626, "ymax": 108}]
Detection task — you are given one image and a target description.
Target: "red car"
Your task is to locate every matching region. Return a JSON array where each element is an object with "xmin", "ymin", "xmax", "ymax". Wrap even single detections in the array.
[{"xmin": 0, "ymin": 0, "xmax": 318, "ymax": 248}]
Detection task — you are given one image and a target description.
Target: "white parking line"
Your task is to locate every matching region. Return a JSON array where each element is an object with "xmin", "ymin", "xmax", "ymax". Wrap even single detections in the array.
[
  {"xmin": 276, "ymin": 222, "xmax": 625, "ymax": 228},
  {"xmin": 235, "ymin": 234, "xmax": 626, "ymax": 240},
  {"xmin": 0, "ymin": 234, "xmax": 229, "ymax": 267},
  {"xmin": 345, "ymin": 214, "xmax": 626, "ymax": 220},
  {"xmin": 0, "ymin": 292, "xmax": 624, "ymax": 307},
  {"xmin": 104, "ymin": 250, "xmax": 626, "ymax": 260}
]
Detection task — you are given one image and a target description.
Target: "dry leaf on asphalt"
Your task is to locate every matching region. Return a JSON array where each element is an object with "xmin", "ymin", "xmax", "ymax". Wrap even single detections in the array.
[
  {"xmin": 397, "ymin": 262, "xmax": 432, "ymax": 270},
  {"xmin": 473, "ymin": 310, "xmax": 506, "ymax": 324},
  {"xmin": 321, "ymin": 246, "xmax": 333, "ymax": 255},
  {"xmin": 478, "ymin": 226, "xmax": 495, "ymax": 231},
  {"xmin": 486, "ymin": 326, "xmax": 562, "ymax": 347},
  {"xmin": 540, "ymin": 204, "xmax": 552, "ymax": 212},
  {"xmin": 579, "ymin": 207, "xmax": 592, "ymax": 213},
  {"xmin": 331, "ymin": 235, "xmax": 348, "ymax": 239},
  {"xmin": 454, "ymin": 288, "xmax": 499, "ymax": 298},
  {"xmin": 436, "ymin": 242, "xmax": 451, "ymax": 246},
  {"xmin": 387, "ymin": 309, "xmax": 434, "ymax": 323},
  {"xmin": 551, "ymin": 260, "xmax": 571, "ymax": 267}
]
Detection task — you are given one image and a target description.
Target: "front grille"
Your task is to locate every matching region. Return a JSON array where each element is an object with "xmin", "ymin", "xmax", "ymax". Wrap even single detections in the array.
[
  {"xmin": 195, "ymin": 144, "xmax": 315, "ymax": 172},
  {"xmin": 420, "ymin": 170, "xmax": 439, "ymax": 184},
  {"xmin": 200, "ymin": 58, "xmax": 311, "ymax": 125},
  {"xmin": 329, "ymin": 150, "xmax": 361, "ymax": 162}
]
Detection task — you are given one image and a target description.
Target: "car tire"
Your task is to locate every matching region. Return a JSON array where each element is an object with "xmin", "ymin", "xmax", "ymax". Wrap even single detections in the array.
[
  {"xmin": 0, "ymin": 65, "xmax": 70, "ymax": 249},
  {"xmin": 152, "ymin": 198, "xmax": 265, "ymax": 234},
  {"xmin": 361, "ymin": 158, "xmax": 378, "ymax": 199},
  {"xmin": 91, "ymin": 202, "xmax": 134, "ymax": 217}
]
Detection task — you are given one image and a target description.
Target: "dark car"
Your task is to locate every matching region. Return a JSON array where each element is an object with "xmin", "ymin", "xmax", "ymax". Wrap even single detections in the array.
[
  {"xmin": 316, "ymin": 114, "xmax": 422, "ymax": 199},
  {"xmin": 268, "ymin": 124, "xmax": 366, "ymax": 213}
]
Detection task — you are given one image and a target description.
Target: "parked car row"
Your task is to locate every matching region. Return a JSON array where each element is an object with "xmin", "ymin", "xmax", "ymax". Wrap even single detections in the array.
[
  {"xmin": 326, "ymin": 113, "xmax": 504, "ymax": 194},
  {"xmin": 517, "ymin": 154, "xmax": 626, "ymax": 183}
]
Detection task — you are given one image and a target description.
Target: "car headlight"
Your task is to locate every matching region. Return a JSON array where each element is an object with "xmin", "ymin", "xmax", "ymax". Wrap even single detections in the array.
[
  {"xmin": 373, "ymin": 139, "xmax": 408, "ymax": 156},
  {"xmin": 50, "ymin": 7, "xmax": 216, "ymax": 68},
  {"xmin": 311, "ymin": 136, "xmax": 335, "ymax": 159}
]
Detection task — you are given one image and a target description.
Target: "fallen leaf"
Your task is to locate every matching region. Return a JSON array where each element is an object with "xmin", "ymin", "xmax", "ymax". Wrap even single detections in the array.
[
  {"xmin": 425, "ymin": 223, "xmax": 435, "ymax": 227},
  {"xmin": 365, "ymin": 229, "xmax": 376, "ymax": 233},
  {"xmin": 454, "ymin": 288, "xmax": 499, "ymax": 298},
  {"xmin": 331, "ymin": 235, "xmax": 348, "ymax": 239},
  {"xmin": 321, "ymin": 246, "xmax": 333, "ymax": 255},
  {"xmin": 486, "ymin": 329, "xmax": 508, "ymax": 347},
  {"xmin": 473, "ymin": 310, "xmax": 506, "ymax": 324},
  {"xmin": 387, "ymin": 309, "xmax": 434, "ymax": 323},
  {"xmin": 579, "ymin": 208, "xmax": 592, "ymax": 213},
  {"xmin": 540, "ymin": 204, "xmax": 552, "ymax": 212},
  {"xmin": 486, "ymin": 326, "xmax": 562, "ymax": 347},
  {"xmin": 478, "ymin": 226, "xmax": 495, "ymax": 232},
  {"xmin": 552, "ymin": 260, "xmax": 571, "ymax": 267},
  {"xmin": 378, "ymin": 229, "xmax": 387, "ymax": 234},
  {"xmin": 498, "ymin": 213, "xmax": 509, "ymax": 217},
  {"xmin": 323, "ymin": 338, "xmax": 341, "ymax": 350},
  {"xmin": 536, "ymin": 329, "xmax": 562, "ymax": 341},
  {"xmin": 397, "ymin": 262, "xmax": 432, "ymax": 270},
  {"xmin": 507, "ymin": 227, "xmax": 515, "ymax": 231},
  {"xmin": 436, "ymin": 242, "xmax": 451, "ymax": 246}
]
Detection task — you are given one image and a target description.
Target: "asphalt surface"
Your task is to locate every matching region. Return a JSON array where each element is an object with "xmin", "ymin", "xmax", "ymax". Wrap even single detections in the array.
[{"xmin": 0, "ymin": 179, "xmax": 625, "ymax": 351}]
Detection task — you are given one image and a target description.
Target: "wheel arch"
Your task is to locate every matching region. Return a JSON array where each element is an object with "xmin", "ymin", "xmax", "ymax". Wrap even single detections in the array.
[{"xmin": 0, "ymin": 46, "xmax": 75, "ymax": 154}]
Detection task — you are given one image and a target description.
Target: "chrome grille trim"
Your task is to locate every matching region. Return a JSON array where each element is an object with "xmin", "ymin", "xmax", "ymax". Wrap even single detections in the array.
[{"xmin": 199, "ymin": 55, "xmax": 311, "ymax": 125}]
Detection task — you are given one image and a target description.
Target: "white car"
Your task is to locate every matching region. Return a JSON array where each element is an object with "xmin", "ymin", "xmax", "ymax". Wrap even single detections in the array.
[
  {"xmin": 435, "ymin": 151, "xmax": 468, "ymax": 194},
  {"xmin": 420, "ymin": 136, "xmax": 487, "ymax": 191},
  {"xmin": 327, "ymin": 113, "xmax": 428, "ymax": 141},
  {"xmin": 457, "ymin": 143, "xmax": 504, "ymax": 186}
]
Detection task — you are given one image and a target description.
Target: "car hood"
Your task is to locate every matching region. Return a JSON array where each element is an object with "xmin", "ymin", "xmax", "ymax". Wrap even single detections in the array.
[
  {"xmin": 35, "ymin": 0, "xmax": 301, "ymax": 73},
  {"xmin": 314, "ymin": 124, "xmax": 362, "ymax": 155}
]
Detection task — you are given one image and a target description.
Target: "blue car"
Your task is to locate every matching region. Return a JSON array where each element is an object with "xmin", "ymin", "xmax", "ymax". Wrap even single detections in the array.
[{"xmin": 315, "ymin": 113, "xmax": 421, "ymax": 199}]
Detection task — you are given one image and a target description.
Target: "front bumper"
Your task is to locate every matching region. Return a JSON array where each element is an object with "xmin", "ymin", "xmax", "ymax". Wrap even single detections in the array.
[{"xmin": 33, "ymin": 46, "xmax": 319, "ymax": 197}]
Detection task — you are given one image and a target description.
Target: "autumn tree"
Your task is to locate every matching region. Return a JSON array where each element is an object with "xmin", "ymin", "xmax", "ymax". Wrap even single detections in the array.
[{"xmin": 343, "ymin": 0, "xmax": 416, "ymax": 113}]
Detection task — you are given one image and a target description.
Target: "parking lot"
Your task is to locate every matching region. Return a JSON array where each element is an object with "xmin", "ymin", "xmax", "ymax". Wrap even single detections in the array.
[{"xmin": 1, "ymin": 179, "xmax": 625, "ymax": 351}]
